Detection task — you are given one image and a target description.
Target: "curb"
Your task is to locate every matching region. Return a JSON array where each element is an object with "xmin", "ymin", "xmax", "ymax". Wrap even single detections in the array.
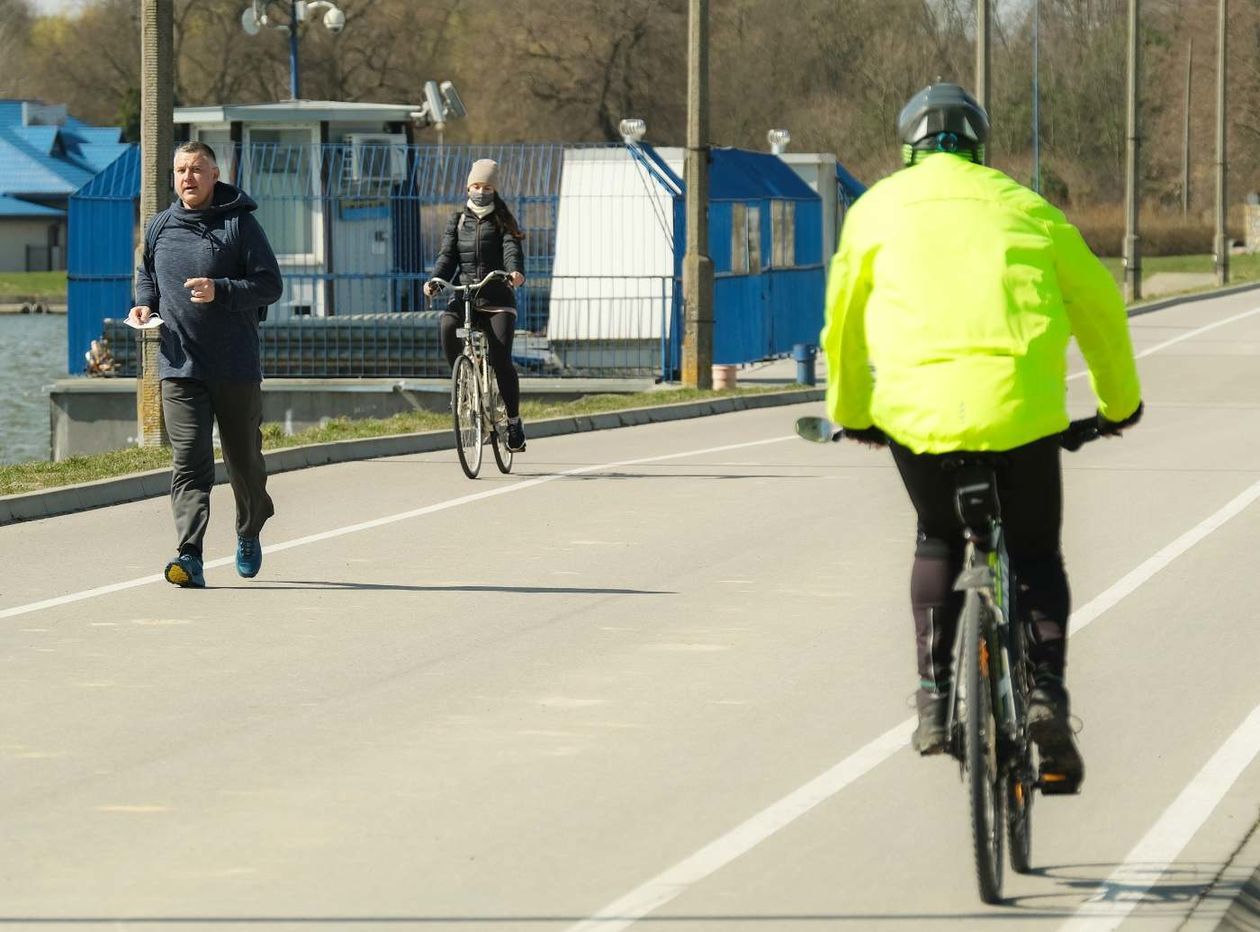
[
  {"xmin": 1128, "ymin": 279, "xmax": 1260, "ymax": 318},
  {"xmin": 0, "ymin": 388, "xmax": 823, "ymax": 526}
]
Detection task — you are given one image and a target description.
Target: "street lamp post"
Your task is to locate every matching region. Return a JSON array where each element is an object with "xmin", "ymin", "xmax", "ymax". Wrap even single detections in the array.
[{"xmin": 241, "ymin": 0, "xmax": 346, "ymax": 100}]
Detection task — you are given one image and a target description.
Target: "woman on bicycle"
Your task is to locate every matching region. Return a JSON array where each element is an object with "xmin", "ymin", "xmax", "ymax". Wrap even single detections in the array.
[
  {"xmin": 821, "ymin": 84, "xmax": 1142, "ymax": 791},
  {"xmin": 424, "ymin": 159, "xmax": 528, "ymax": 451}
]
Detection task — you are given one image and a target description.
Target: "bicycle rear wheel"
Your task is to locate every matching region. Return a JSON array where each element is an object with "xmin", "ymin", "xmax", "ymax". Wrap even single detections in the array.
[
  {"xmin": 452, "ymin": 355, "xmax": 483, "ymax": 479},
  {"xmin": 1006, "ymin": 623, "xmax": 1035, "ymax": 874},
  {"xmin": 961, "ymin": 589, "xmax": 1005, "ymax": 903},
  {"xmin": 1008, "ymin": 767, "xmax": 1034, "ymax": 873},
  {"xmin": 486, "ymin": 367, "xmax": 513, "ymax": 474}
]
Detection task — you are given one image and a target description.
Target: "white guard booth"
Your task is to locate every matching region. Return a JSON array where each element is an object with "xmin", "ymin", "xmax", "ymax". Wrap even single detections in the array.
[{"xmin": 546, "ymin": 146, "xmax": 684, "ymax": 374}]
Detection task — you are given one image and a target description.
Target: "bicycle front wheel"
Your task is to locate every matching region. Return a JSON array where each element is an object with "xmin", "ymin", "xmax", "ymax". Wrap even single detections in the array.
[
  {"xmin": 961, "ymin": 589, "xmax": 1005, "ymax": 903},
  {"xmin": 452, "ymin": 355, "xmax": 483, "ymax": 479},
  {"xmin": 486, "ymin": 366, "xmax": 513, "ymax": 474}
]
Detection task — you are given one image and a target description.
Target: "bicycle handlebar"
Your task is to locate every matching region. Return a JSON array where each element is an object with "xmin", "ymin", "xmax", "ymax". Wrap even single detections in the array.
[
  {"xmin": 796, "ymin": 415, "xmax": 1119, "ymax": 450},
  {"xmin": 426, "ymin": 270, "xmax": 510, "ymax": 294}
]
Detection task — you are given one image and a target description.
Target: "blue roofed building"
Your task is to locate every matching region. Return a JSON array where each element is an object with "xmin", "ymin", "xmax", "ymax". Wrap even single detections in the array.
[{"xmin": 0, "ymin": 100, "xmax": 130, "ymax": 272}]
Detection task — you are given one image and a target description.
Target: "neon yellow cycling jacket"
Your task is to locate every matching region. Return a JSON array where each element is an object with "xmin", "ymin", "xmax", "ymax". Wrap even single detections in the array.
[{"xmin": 821, "ymin": 152, "xmax": 1141, "ymax": 453}]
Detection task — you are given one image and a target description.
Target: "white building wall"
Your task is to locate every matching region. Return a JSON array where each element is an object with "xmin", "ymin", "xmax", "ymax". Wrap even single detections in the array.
[{"xmin": 0, "ymin": 218, "xmax": 64, "ymax": 273}]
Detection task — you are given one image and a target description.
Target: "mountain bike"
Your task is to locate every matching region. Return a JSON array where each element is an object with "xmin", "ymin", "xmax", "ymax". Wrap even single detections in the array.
[
  {"xmin": 796, "ymin": 414, "xmax": 1104, "ymax": 903},
  {"xmin": 427, "ymin": 271, "xmax": 514, "ymax": 479}
]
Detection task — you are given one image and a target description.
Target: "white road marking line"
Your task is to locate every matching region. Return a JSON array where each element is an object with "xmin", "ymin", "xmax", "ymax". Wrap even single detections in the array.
[
  {"xmin": 1068, "ymin": 477, "xmax": 1260, "ymax": 638},
  {"xmin": 1057, "ymin": 702, "xmax": 1260, "ymax": 932},
  {"xmin": 1068, "ymin": 305, "xmax": 1260, "ymax": 381},
  {"xmin": 564, "ymin": 718, "xmax": 916, "ymax": 932},
  {"xmin": 565, "ymin": 481, "xmax": 1260, "ymax": 930},
  {"xmin": 0, "ymin": 436, "xmax": 791, "ymax": 621}
]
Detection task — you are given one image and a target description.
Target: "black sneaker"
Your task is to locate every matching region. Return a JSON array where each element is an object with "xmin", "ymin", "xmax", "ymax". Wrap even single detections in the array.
[
  {"xmin": 507, "ymin": 419, "xmax": 527, "ymax": 452},
  {"xmin": 912, "ymin": 689, "xmax": 950, "ymax": 755},
  {"xmin": 1028, "ymin": 677, "xmax": 1084, "ymax": 793}
]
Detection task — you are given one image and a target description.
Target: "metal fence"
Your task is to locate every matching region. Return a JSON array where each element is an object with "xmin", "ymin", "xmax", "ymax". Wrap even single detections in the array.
[{"xmin": 70, "ymin": 142, "xmax": 832, "ymax": 380}]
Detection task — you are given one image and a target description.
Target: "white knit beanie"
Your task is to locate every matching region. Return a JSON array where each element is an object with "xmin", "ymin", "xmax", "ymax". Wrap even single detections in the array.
[{"xmin": 467, "ymin": 158, "xmax": 499, "ymax": 188}]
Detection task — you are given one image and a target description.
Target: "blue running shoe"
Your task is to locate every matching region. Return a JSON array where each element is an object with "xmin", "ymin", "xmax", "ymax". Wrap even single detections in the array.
[
  {"xmin": 236, "ymin": 536, "xmax": 262, "ymax": 578},
  {"xmin": 164, "ymin": 552, "xmax": 205, "ymax": 588}
]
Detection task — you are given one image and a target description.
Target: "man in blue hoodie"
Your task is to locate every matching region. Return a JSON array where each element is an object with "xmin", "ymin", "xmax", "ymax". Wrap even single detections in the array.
[{"xmin": 130, "ymin": 141, "xmax": 283, "ymax": 589}]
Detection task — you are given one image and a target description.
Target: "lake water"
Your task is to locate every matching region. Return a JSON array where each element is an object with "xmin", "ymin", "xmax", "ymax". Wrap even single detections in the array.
[{"xmin": 0, "ymin": 313, "xmax": 68, "ymax": 465}]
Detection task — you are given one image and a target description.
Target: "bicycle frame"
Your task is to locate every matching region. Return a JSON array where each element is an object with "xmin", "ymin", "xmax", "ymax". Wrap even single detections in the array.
[{"xmin": 946, "ymin": 465, "xmax": 1029, "ymax": 766}]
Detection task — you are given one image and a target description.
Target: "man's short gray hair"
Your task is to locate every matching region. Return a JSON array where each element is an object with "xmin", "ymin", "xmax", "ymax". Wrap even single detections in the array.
[{"xmin": 175, "ymin": 140, "xmax": 217, "ymax": 164}]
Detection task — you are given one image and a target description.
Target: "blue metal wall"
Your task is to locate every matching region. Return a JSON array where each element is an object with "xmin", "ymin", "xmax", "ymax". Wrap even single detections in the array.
[
  {"xmin": 67, "ymin": 145, "xmax": 139, "ymax": 373},
  {"xmin": 66, "ymin": 142, "xmax": 838, "ymax": 378}
]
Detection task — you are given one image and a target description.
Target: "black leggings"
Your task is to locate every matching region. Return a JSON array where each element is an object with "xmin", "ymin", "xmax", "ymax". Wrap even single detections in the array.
[
  {"xmin": 439, "ymin": 309, "xmax": 520, "ymax": 418},
  {"xmin": 889, "ymin": 435, "xmax": 1070, "ymax": 691}
]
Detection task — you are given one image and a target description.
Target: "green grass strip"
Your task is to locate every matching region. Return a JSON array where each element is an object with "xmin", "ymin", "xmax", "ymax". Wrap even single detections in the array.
[
  {"xmin": 0, "ymin": 271, "xmax": 68, "ymax": 302},
  {"xmin": 1, "ymin": 384, "xmax": 809, "ymax": 497}
]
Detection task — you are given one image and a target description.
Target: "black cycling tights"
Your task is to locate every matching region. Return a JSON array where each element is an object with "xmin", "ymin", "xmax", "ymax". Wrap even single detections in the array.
[
  {"xmin": 890, "ymin": 435, "xmax": 1070, "ymax": 692},
  {"xmin": 439, "ymin": 309, "xmax": 520, "ymax": 418}
]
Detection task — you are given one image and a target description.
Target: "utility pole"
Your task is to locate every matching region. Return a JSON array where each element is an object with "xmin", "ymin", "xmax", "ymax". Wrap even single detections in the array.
[
  {"xmin": 976, "ymin": 0, "xmax": 990, "ymax": 163},
  {"xmin": 1032, "ymin": 0, "xmax": 1040, "ymax": 192},
  {"xmin": 681, "ymin": 0, "xmax": 713, "ymax": 389},
  {"xmin": 138, "ymin": 0, "xmax": 173, "ymax": 447},
  {"xmin": 1183, "ymin": 37, "xmax": 1193, "ymax": 216},
  {"xmin": 1123, "ymin": 0, "xmax": 1141, "ymax": 302},
  {"xmin": 1215, "ymin": 0, "xmax": 1229, "ymax": 285}
]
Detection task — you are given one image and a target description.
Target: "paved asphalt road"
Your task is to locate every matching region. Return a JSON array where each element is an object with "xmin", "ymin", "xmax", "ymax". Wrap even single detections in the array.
[{"xmin": 2, "ymin": 290, "xmax": 1259, "ymax": 930}]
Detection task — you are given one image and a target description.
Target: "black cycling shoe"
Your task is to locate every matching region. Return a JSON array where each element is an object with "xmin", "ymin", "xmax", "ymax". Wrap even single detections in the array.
[
  {"xmin": 507, "ymin": 419, "xmax": 527, "ymax": 453},
  {"xmin": 912, "ymin": 689, "xmax": 950, "ymax": 756},
  {"xmin": 1028, "ymin": 678, "xmax": 1084, "ymax": 794}
]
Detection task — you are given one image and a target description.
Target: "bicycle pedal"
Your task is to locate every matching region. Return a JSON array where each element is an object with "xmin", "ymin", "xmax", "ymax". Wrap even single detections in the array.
[{"xmin": 1037, "ymin": 772, "xmax": 1082, "ymax": 795}]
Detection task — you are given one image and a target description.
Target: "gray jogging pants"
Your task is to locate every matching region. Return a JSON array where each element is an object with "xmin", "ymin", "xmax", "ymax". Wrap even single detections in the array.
[{"xmin": 161, "ymin": 378, "xmax": 274, "ymax": 556}]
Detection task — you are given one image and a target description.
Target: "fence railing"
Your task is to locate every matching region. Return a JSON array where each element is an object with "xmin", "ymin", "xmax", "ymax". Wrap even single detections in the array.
[{"xmin": 100, "ymin": 274, "xmax": 681, "ymax": 381}]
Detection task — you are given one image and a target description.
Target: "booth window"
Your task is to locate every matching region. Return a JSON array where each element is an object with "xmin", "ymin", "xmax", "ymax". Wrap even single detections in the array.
[
  {"xmin": 242, "ymin": 128, "xmax": 317, "ymax": 259},
  {"xmin": 771, "ymin": 200, "xmax": 796, "ymax": 268},
  {"xmin": 731, "ymin": 203, "xmax": 762, "ymax": 275}
]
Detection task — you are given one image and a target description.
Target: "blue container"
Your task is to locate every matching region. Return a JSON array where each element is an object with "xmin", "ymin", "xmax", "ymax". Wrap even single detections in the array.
[{"xmin": 792, "ymin": 342, "xmax": 817, "ymax": 386}]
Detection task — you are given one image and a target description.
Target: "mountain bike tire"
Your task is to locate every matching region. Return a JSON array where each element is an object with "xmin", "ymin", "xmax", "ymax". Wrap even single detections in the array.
[
  {"xmin": 1007, "ymin": 625, "xmax": 1035, "ymax": 874},
  {"xmin": 452, "ymin": 355, "xmax": 483, "ymax": 479},
  {"xmin": 962, "ymin": 589, "xmax": 1006, "ymax": 903}
]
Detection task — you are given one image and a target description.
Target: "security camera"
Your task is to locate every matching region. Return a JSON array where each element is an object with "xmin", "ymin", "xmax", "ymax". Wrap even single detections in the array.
[
  {"xmin": 323, "ymin": 7, "xmax": 345, "ymax": 33},
  {"xmin": 440, "ymin": 81, "xmax": 467, "ymax": 120}
]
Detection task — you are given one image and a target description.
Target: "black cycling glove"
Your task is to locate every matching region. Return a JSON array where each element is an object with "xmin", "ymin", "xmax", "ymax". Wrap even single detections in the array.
[
  {"xmin": 842, "ymin": 425, "xmax": 888, "ymax": 448},
  {"xmin": 1098, "ymin": 401, "xmax": 1143, "ymax": 436}
]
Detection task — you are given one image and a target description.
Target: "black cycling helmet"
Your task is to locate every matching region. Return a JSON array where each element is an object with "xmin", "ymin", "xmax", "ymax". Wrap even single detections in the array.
[{"xmin": 897, "ymin": 82, "xmax": 989, "ymax": 166}]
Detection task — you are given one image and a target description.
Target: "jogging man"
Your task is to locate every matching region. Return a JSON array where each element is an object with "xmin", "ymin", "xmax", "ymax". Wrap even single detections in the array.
[{"xmin": 131, "ymin": 141, "xmax": 283, "ymax": 588}]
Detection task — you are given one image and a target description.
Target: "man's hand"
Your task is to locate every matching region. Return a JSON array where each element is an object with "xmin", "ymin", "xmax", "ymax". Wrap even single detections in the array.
[
  {"xmin": 184, "ymin": 278, "xmax": 215, "ymax": 304},
  {"xmin": 509, "ymin": 271, "xmax": 525, "ymax": 287},
  {"xmin": 1098, "ymin": 400, "xmax": 1143, "ymax": 436},
  {"xmin": 842, "ymin": 425, "xmax": 888, "ymax": 448},
  {"xmin": 127, "ymin": 305, "xmax": 153, "ymax": 325}
]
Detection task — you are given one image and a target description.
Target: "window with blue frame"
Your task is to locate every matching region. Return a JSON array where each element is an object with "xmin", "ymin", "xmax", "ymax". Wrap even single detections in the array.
[
  {"xmin": 731, "ymin": 203, "xmax": 762, "ymax": 275},
  {"xmin": 771, "ymin": 199, "xmax": 796, "ymax": 268}
]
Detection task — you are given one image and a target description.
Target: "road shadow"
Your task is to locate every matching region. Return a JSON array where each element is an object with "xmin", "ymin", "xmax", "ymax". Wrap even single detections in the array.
[
  {"xmin": 523, "ymin": 471, "xmax": 818, "ymax": 481},
  {"xmin": 214, "ymin": 581, "xmax": 672, "ymax": 595},
  {"xmin": 1003, "ymin": 859, "xmax": 1240, "ymax": 913}
]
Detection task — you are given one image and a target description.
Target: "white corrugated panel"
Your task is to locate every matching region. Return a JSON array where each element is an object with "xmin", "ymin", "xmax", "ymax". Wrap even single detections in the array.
[{"xmin": 547, "ymin": 147, "xmax": 682, "ymax": 342}]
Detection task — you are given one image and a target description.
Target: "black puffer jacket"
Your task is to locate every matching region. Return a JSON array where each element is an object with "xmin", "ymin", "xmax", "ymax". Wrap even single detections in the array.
[{"xmin": 430, "ymin": 207, "xmax": 524, "ymax": 310}]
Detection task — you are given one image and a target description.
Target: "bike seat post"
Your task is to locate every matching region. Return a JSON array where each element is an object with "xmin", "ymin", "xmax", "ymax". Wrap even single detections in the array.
[{"xmin": 952, "ymin": 463, "xmax": 1000, "ymax": 547}]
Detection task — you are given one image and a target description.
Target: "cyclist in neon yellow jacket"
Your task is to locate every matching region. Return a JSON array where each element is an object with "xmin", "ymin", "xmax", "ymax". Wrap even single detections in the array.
[{"xmin": 821, "ymin": 83, "xmax": 1142, "ymax": 791}]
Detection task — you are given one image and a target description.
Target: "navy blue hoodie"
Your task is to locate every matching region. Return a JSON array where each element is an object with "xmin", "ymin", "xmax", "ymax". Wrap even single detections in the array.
[{"xmin": 135, "ymin": 182, "xmax": 283, "ymax": 381}]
